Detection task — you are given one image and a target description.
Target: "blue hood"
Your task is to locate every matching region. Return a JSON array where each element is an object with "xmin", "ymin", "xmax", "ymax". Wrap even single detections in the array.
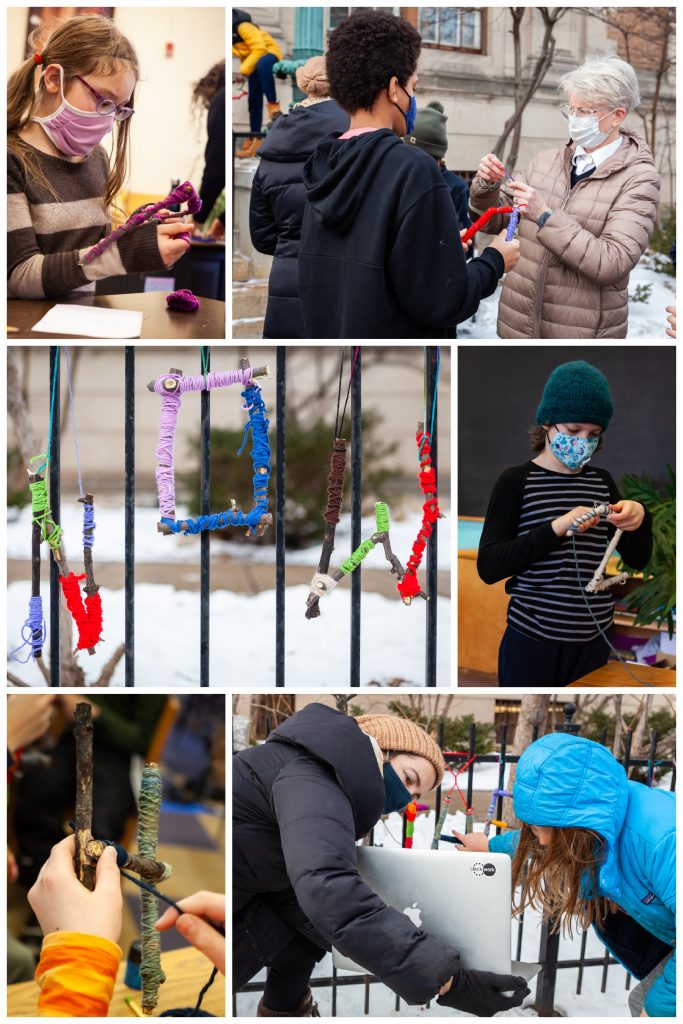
[{"xmin": 513, "ymin": 733, "xmax": 629, "ymax": 896}]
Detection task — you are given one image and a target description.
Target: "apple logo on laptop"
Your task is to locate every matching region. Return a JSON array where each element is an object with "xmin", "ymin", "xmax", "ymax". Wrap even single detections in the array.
[{"xmin": 402, "ymin": 902, "xmax": 423, "ymax": 928}]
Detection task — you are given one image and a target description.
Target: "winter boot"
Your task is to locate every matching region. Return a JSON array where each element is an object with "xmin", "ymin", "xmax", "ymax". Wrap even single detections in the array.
[
  {"xmin": 256, "ymin": 989, "xmax": 320, "ymax": 1017},
  {"xmin": 266, "ymin": 101, "xmax": 282, "ymax": 122},
  {"xmin": 236, "ymin": 136, "xmax": 259, "ymax": 158}
]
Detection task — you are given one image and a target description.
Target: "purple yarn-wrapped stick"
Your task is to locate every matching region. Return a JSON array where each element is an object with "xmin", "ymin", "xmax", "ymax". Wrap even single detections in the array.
[
  {"xmin": 81, "ymin": 181, "xmax": 202, "ymax": 265},
  {"xmin": 154, "ymin": 368, "xmax": 255, "ymax": 521},
  {"xmin": 505, "ymin": 206, "xmax": 520, "ymax": 242}
]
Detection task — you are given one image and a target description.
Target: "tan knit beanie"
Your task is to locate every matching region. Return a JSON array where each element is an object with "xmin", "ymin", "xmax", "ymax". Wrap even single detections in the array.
[
  {"xmin": 296, "ymin": 55, "xmax": 330, "ymax": 97},
  {"xmin": 355, "ymin": 715, "xmax": 444, "ymax": 788}
]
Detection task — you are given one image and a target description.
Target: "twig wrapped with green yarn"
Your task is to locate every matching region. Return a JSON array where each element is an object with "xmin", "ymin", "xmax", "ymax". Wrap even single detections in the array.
[{"xmin": 139, "ymin": 765, "xmax": 166, "ymax": 1014}]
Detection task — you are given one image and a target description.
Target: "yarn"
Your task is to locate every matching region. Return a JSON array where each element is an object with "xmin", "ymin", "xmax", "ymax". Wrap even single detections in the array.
[
  {"xmin": 506, "ymin": 206, "xmax": 520, "ymax": 241},
  {"xmin": 166, "ymin": 289, "xmax": 200, "ymax": 312},
  {"xmin": 82, "ymin": 502, "xmax": 96, "ymax": 549},
  {"xmin": 323, "ymin": 439, "xmax": 347, "ymax": 525},
  {"xmin": 81, "ymin": 182, "xmax": 201, "ymax": 264},
  {"xmin": 339, "ymin": 538, "xmax": 375, "ymax": 576},
  {"xmin": 8, "ymin": 595, "xmax": 46, "ymax": 663},
  {"xmin": 374, "ymin": 501, "xmax": 390, "ymax": 535},
  {"xmin": 461, "ymin": 206, "xmax": 514, "ymax": 245},
  {"xmin": 30, "ymin": 475, "xmax": 62, "ymax": 552},
  {"xmin": 397, "ymin": 430, "xmax": 441, "ymax": 604},
  {"xmin": 58, "ymin": 574, "xmax": 104, "ymax": 650},
  {"xmin": 139, "ymin": 766, "xmax": 165, "ymax": 1013}
]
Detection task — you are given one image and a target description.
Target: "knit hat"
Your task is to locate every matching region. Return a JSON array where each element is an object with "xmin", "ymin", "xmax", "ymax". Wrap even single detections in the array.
[
  {"xmin": 536, "ymin": 360, "xmax": 614, "ymax": 430},
  {"xmin": 296, "ymin": 56, "xmax": 330, "ymax": 98},
  {"xmin": 403, "ymin": 100, "xmax": 448, "ymax": 159},
  {"xmin": 355, "ymin": 715, "xmax": 445, "ymax": 788}
]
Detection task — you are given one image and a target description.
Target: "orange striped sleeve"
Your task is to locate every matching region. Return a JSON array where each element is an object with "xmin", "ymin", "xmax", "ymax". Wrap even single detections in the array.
[{"xmin": 35, "ymin": 932, "xmax": 122, "ymax": 1017}]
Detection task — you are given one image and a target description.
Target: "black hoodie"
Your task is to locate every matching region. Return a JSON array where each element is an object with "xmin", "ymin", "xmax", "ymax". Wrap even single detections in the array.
[
  {"xmin": 233, "ymin": 704, "xmax": 462, "ymax": 1004},
  {"xmin": 250, "ymin": 101, "xmax": 350, "ymax": 338},
  {"xmin": 299, "ymin": 129, "xmax": 504, "ymax": 338}
]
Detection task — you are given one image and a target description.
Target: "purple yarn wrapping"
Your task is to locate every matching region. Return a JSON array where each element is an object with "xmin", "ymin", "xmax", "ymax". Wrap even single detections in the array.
[
  {"xmin": 9, "ymin": 595, "xmax": 46, "ymax": 662},
  {"xmin": 82, "ymin": 502, "xmax": 96, "ymax": 549},
  {"xmin": 153, "ymin": 368, "xmax": 255, "ymax": 521},
  {"xmin": 82, "ymin": 181, "xmax": 201, "ymax": 265},
  {"xmin": 166, "ymin": 289, "xmax": 200, "ymax": 312},
  {"xmin": 506, "ymin": 206, "xmax": 520, "ymax": 241}
]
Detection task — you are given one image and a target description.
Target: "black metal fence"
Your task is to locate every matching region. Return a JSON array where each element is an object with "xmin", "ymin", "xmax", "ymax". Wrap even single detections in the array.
[
  {"xmin": 40, "ymin": 345, "xmax": 441, "ymax": 686},
  {"xmin": 234, "ymin": 709, "xmax": 675, "ymax": 1016}
]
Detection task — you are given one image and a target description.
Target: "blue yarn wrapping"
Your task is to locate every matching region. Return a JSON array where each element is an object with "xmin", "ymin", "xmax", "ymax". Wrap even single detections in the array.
[
  {"xmin": 506, "ymin": 206, "xmax": 520, "ymax": 241},
  {"xmin": 163, "ymin": 383, "xmax": 271, "ymax": 536},
  {"xmin": 82, "ymin": 502, "xmax": 96, "ymax": 549},
  {"xmin": 8, "ymin": 595, "xmax": 46, "ymax": 663}
]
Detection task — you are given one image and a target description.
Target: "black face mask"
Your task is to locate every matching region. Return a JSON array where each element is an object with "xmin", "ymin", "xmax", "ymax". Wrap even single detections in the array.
[{"xmin": 382, "ymin": 762, "xmax": 412, "ymax": 814}]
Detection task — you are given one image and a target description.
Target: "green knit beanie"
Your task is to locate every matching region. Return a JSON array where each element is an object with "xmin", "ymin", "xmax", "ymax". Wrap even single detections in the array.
[
  {"xmin": 403, "ymin": 100, "xmax": 448, "ymax": 159},
  {"xmin": 536, "ymin": 361, "xmax": 614, "ymax": 429}
]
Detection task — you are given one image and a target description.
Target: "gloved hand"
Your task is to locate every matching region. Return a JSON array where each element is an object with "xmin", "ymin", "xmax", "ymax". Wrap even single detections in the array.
[{"xmin": 437, "ymin": 968, "xmax": 530, "ymax": 1016}]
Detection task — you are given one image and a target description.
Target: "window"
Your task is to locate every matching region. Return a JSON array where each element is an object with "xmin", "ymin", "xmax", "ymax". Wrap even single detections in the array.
[
  {"xmin": 417, "ymin": 8, "xmax": 483, "ymax": 52},
  {"xmin": 328, "ymin": 6, "xmax": 401, "ymax": 32}
]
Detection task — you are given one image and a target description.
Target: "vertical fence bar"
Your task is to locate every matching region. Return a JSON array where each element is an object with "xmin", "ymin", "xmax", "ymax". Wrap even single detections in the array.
[
  {"xmin": 465, "ymin": 721, "xmax": 475, "ymax": 830},
  {"xmin": 276, "ymin": 347, "xmax": 286, "ymax": 687},
  {"xmin": 200, "ymin": 348, "xmax": 210, "ymax": 686},
  {"xmin": 350, "ymin": 351, "xmax": 362, "ymax": 686},
  {"xmin": 425, "ymin": 346, "xmax": 438, "ymax": 686},
  {"xmin": 49, "ymin": 347, "xmax": 60, "ymax": 687},
  {"xmin": 124, "ymin": 346, "xmax": 135, "ymax": 687}
]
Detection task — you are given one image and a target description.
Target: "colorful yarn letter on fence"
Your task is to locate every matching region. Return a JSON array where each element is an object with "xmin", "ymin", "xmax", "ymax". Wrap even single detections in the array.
[{"xmin": 397, "ymin": 430, "xmax": 441, "ymax": 605}]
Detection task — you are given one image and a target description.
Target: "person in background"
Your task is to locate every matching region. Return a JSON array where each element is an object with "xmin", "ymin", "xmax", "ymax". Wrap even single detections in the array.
[
  {"xmin": 249, "ymin": 56, "xmax": 349, "ymax": 338},
  {"xmin": 403, "ymin": 99, "xmax": 472, "ymax": 251},
  {"xmin": 191, "ymin": 60, "xmax": 226, "ymax": 239},
  {"xmin": 233, "ymin": 8, "xmax": 283, "ymax": 159}
]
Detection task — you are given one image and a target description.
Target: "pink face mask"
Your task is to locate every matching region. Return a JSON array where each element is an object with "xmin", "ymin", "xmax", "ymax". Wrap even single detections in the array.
[{"xmin": 33, "ymin": 66, "xmax": 116, "ymax": 157}]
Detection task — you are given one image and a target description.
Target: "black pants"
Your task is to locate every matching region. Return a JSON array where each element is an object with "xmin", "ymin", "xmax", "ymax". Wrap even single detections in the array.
[
  {"xmin": 15, "ymin": 734, "xmax": 135, "ymax": 888},
  {"xmin": 498, "ymin": 625, "xmax": 610, "ymax": 687}
]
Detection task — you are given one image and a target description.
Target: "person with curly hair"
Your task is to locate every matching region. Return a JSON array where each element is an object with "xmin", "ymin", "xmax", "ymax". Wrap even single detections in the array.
[{"xmin": 298, "ymin": 10, "xmax": 519, "ymax": 339}]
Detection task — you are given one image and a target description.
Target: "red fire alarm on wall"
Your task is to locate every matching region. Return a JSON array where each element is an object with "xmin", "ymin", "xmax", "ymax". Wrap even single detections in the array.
[{"xmin": 165, "ymin": 41, "xmax": 174, "ymax": 58}]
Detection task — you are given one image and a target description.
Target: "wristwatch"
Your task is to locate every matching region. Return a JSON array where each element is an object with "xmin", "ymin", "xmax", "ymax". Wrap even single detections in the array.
[{"xmin": 537, "ymin": 210, "xmax": 553, "ymax": 228}]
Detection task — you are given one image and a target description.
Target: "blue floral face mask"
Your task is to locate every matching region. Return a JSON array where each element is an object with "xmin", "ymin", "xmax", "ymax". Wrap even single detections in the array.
[{"xmin": 549, "ymin": 426, "xmax": 599, "ymax": 471}]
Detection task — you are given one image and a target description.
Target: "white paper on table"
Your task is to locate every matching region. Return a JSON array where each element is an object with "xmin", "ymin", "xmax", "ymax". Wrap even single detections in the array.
[{"xmin": 30, "ymin": 303, "xmax": 143, "ymax": 339}]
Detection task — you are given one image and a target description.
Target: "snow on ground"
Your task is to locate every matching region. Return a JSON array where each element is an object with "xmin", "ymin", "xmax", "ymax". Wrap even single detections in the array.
[
  {"xmin": 7, "ymin": 581, "xmax": 450, "ymax": 687},
  {"xmin": 458, "ymin": 253, "xmax": 674, "ymax": 340},
  {"xmin": 235, "ymin": 808, "xmax": 634, "ymax": 1018},
  {"xmin": 7, "ymin": 506, "xmax": 451, "ymax": 569}
]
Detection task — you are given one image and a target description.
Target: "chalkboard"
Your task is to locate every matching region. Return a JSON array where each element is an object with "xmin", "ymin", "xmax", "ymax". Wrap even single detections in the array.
[{"xmin": 458, "ymin": 346, "xmax": 676, "ymax": 517}]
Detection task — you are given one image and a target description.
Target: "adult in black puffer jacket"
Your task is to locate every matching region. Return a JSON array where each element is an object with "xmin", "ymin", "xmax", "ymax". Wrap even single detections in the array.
[
  {"xmin": 249, "ymin": 57, "xmax": 349, "ymax": 338},
  {"xmin": 233, "ymin": 704, "xmax": 529, "ymax": 1017}
]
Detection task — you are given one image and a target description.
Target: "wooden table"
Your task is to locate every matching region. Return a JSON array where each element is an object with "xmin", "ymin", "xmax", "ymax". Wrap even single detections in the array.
[
  {"xmin": 7, "ymin": 946, "xmax": 225, "ymax": 1017},
  {"xmin": 569, "ymin": 662, "xmax": 676, "ymax": 687},
  {"xmin": 7, "ymin": 292, "xmax": 225, "ymax": 340}
]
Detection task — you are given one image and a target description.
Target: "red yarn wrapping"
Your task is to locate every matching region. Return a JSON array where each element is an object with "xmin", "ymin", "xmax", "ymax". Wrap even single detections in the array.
[
  {"xmin": 397, "ymin": 431, "xmax": 441, "ymax": 602},
  {"xmin": 166, "ymin": 288, "xmax": 200, "ymax": 312},
  {"xmin": 59, "ymin": 573, "xmax": 104, "ymax": 650}
]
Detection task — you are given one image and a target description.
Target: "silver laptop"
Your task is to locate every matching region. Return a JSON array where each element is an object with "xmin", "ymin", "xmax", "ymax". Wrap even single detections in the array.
[{"xmin": 332, "ymin": 847, "xmax": 540, "ymax": 983}]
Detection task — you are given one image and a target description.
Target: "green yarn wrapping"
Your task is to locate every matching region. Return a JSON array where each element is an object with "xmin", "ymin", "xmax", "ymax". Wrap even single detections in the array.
[
  {"xmin": 30, "ymin": 476, "xmax": 63, "ymax": 552},
  {"xmin": 339, "ymin": 538, "xmax": 375, "ymax": 575},
  {"xmin": 375, "ymin": 502, "xmax": 389, "ymax": 534},
  {"xmin": 139, "ymin": 766, "xmax": 166, "ymax": 1012}
]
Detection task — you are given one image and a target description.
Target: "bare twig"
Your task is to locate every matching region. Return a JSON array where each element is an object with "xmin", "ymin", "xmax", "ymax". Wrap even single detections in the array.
[{"xmin": 73, "ymin": 702, "xmax": 96, "ymax": 890}]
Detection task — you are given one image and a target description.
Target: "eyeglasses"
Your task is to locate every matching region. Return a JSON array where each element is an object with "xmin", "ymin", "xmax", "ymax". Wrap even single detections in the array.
[
  {"xmin": 75, "ymin": 75, "xmax": 134, "ymax": 121},
  {"xmin": 559, "ymin": 104, "xmax": 611, "ymax": 120}
]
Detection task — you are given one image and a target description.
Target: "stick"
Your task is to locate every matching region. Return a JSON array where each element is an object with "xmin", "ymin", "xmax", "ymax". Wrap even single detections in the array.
[{"xmin": 73, "ymin": 702, "xmax": 96, "ymax": 891}]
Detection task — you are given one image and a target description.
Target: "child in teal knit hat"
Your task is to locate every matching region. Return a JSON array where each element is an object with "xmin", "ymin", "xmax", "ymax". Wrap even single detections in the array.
[{"xmin": 477, "ymin": 360, "xmax": 653, "ymax": 686}]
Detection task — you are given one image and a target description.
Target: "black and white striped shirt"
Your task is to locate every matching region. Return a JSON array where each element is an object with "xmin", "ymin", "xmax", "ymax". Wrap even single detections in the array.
[{"xmin": 478, "ymin": 462, "xmax": 653, "ymax": 644}]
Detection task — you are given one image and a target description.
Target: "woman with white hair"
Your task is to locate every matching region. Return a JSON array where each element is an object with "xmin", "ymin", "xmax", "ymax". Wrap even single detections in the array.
[{"xmin": 471, "ymin": 55, "xmax": 660, "ymax": 338}]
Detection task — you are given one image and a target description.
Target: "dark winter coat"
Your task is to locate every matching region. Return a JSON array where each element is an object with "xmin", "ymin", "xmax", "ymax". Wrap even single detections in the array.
[
  {"xmin": 299, "ymin": 129, "xmax": 504, "ymax": 339},
  {"xmin": 249, "ymin": 100, "xmax": 349, "ymax": 338},
  {"xmin": 233, "ymin": 704, "xmax": 461, "ymax": 1004},
  {"xmin": 441, "ymin": 167, "xmax": 472, "ymax": 234}
]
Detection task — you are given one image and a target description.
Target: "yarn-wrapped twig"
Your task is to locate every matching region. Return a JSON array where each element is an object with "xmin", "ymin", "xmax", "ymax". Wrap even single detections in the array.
[
  {"xmin": 397, "ymin": 426, "xmax": 443, "ymax": 605},
  {"xmin": 139, "ymin": 765, "xmax": 166, "ymax": 1014},
  {"xmin": 80, "ymin": 181, "xmax": 201, "ymax": 265},
  {"xmin": 304, "ymin": 438, "xmax": 348, "ymax": 620},
  {"xmin": 505, "ymin": 205, "xmax": 520, "ymax": 241},
  {"xmin": 58, "ymin": 573, "xmax": 103, "ymax": 652},
  {"xmin": 460, "ymin": 206, "xmax": 513, "ymax": 244}
]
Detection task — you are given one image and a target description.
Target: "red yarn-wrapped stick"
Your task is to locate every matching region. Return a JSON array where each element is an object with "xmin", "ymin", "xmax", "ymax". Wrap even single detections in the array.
[
  {"xmin": 81, "ymin": 181, "xmax": 202, "ymax": 265},
  {"xmin": 59, "ymin": 573, "xmax": 104, "ymax": 651},
  {"xmin": 397, "ymin": 429, "xmax": 441, "ymax": 605},
  {"xmin": 460, "ymin": 206, "xmax": 513, "ymax": 244}
]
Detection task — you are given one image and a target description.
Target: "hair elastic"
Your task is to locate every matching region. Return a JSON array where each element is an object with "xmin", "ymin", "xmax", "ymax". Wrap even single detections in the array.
[{"xmin": 33, "ymin": 53, "xmax": 44, "ymax": 65}]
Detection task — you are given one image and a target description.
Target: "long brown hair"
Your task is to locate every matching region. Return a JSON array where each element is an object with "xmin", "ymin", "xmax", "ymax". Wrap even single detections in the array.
[
  {"xmin": 8, "ymin": 15, "xmax": 139, "ymax": 211},
  {"xmin": 511, "ymin": 824, "xmax": 616, "ymax": 936}
]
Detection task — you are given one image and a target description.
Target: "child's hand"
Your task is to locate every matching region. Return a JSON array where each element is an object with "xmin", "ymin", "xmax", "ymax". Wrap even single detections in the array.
[
  {"xmin": 552, "ymin": 506, "xmax": 602, "ymax": 537},
  {"xmin": 157, "ymin": 222, "xmax": 192, "ymax": 268},
  {"xmin": 156, "ymin": 891, "xmax": 225, "ymax": 974},
  {"xmin": 451, "ymin": 831, "xmax": 489, "ymax": 852},
  {"xmin": 488, "ymin": 230, "xmax": 520, "ymax": 273},
  {"xmin": 28, "ymin": 836, "xmax": 123, "ymax": 945},
  {"xmin": 665, "ymin": 305, "xmax": 676, "ymax": 339},
  {"xmin": 606, "ymin": 500, "xmax": 645, "ymax": 531}
]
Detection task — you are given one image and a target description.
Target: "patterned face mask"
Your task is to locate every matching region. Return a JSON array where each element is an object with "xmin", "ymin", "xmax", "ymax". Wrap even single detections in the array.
[{"xmin": 549, "ymin": 427, "xmax": 599, "ymax": 471}]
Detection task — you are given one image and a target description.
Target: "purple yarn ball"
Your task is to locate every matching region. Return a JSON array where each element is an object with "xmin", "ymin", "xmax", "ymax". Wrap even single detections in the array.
[{"xmin": 166, "ymin": 289, "xmax": 200, "ymax": 312}]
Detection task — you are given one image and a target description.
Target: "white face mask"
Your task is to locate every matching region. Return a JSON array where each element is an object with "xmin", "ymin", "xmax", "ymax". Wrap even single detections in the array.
[{"xmin": 567, "ymin": 108, "xmax": 618, "ymax": 150}]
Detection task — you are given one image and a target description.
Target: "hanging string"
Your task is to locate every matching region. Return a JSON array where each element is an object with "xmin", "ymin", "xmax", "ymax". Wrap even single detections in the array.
[
  {"xmin": 421, "ymin": 347, "xmax": 440, "ymax": 455},
  {"xmin": 64, "ymin": 347, "xmax": 84, "ymax": 499},
  {"xmin": 34, "ymin": 351, "xmax": 61, "ymax": 476},
  {"xmin": 334, "ymin": 346, "xmax": 360, "ymax": 439}
]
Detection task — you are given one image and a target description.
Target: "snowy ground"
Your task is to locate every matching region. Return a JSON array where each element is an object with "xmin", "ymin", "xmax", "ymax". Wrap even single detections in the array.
[
  {"xmin": 235, "ymin": 802, "xmax": 635, "ymax": 1018},
  {"xmin": 458, "ymin": 252, "xmax": 675, "ymax": 339}
]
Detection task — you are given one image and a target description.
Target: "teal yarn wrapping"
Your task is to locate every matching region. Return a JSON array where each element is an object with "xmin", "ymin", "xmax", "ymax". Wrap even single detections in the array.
[{"xmin": 139, "ymin": 766, "xmax": 166, "ymax": 1013}]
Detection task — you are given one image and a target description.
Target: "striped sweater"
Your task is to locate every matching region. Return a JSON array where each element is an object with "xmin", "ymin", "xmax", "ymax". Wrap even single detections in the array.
[
  {"xmin": 478, "ymin": 462, "xmax": 653, "ymax": 643},
  {"xmin": 7, "ymin": 144, "xmax": 165, "ymax": 299}
]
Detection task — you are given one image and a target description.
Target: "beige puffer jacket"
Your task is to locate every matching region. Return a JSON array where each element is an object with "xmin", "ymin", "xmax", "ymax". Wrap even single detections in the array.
[{"xmin": 470, "ymin": 130, "xmax": 660, "ymax": 338}]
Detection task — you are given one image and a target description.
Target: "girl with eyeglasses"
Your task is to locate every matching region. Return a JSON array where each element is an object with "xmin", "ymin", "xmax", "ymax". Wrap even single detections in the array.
[{"xmin": 8, "ymin": 15, "xmax": 191, "ymax": 299}]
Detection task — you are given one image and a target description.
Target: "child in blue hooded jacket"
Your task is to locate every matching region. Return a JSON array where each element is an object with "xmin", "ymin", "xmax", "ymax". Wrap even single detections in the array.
[{"xmin": 454, "ymin": 733, "xmax": 675, "ymax": 1017}]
